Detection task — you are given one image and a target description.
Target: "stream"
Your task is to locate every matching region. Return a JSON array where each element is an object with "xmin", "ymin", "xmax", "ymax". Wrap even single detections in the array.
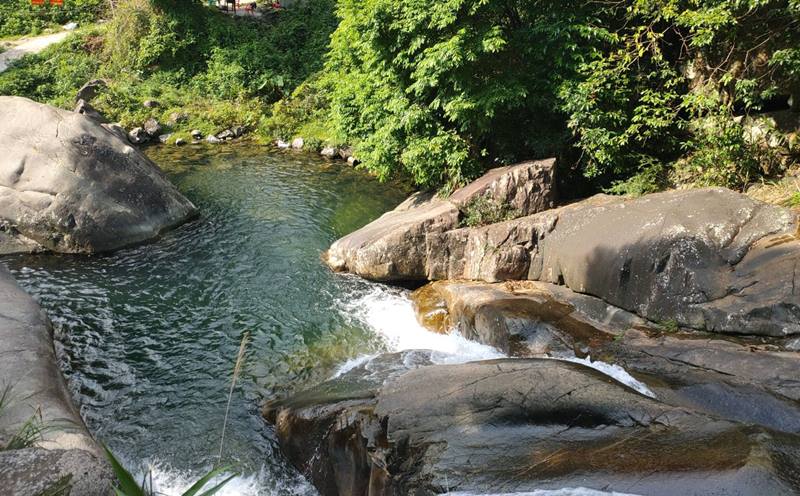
[
  {"xmin": 2, "ymin": 146, "xmax": 654, "ymax": 496},
  {"xmin": 2, "ymin": 146, "xmax": 505, "ymax": 495}
]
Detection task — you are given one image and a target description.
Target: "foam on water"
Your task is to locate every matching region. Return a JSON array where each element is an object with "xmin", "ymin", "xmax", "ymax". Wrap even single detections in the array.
[
  {"xmin": 448, "ymin": 488, "xmax": 642, "ymax": 496},
  {"xmin": 136, "ymin": 459, "xmax": 313, "ymax": 496},
  {"xmin": 557, "ymin": 355, "xmax": 656, "ymax": 398},
  {"xmin": 338, "ymin": 284, "xmax": 505, "ymax": 366}
]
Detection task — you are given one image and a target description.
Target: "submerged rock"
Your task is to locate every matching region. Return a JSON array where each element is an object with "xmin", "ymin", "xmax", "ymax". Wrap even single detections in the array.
[
  {"xmin": 0, "ymin": 96, "xmax": 197, "ymax": 253},
  {"xmin": 325, "ymin": 159, "xmax": 556, "ymax": 281},
  {"xmin": 265, "ymin": 355, "xmax": 800, "ymax": 496}
]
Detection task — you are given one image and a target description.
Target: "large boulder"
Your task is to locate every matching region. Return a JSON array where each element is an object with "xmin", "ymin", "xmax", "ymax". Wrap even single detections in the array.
[
  {"xmin": 0, "ymin": 267, "xmax": 112, "ymax": 494},
  {"xmin": 325, "ymin": 159, "xmax": 556, "ymax": 281},
  {"xmin": 0, "ymin": 96, "xmax": 197, "ymax": 253},
  {"xmin": 265, "ymin": 356, "xmax": 800, "ymax": 496},
  {"xmin": 332, "ymin": 184, "xmax": 800, "ymax": 336}
]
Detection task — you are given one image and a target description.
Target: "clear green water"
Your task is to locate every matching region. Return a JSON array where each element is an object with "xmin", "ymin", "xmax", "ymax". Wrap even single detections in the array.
[{"xmin": 3, "ymin": 146, "xmax": 410, "ymax": 495}]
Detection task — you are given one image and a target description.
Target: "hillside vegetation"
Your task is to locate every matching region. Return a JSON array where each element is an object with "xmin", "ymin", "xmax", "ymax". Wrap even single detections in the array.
[{"xmin": 1, "ymin": 0, "xmax": 799, "ymax": 196}]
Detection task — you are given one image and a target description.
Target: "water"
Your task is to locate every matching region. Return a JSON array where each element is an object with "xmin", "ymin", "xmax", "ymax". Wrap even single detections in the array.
[
  {"xmin": 0, "ymin": 146, "xmax": 424, "ymax": 494},
  {"xmin": 2, "ymin": 146, "xmax": 649, "ymax": 495}
]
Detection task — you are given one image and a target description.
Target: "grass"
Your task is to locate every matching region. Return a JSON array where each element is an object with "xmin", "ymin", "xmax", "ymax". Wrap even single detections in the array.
[{"xmin": 0, "ymin": 383, "xmax": 50, "ymax": 452}]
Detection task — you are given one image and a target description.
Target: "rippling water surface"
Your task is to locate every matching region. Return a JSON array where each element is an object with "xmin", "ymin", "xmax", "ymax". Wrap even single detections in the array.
[{"xmin": 3, "ymin": 146, "xmax": 423, "ymax": 494}]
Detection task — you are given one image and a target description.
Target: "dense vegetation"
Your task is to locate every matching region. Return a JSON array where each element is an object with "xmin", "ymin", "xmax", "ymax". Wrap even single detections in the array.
[
  {"xmin": 1, "ymin": 0, "xmax": 799, "ymax": 195},
  {"xmin": 0, "ymin": 0, "xmax": 105, "ymax": 37},
  {"xmin": 0, "ymin": 0, "xmax": 336, "ymax": 140}
]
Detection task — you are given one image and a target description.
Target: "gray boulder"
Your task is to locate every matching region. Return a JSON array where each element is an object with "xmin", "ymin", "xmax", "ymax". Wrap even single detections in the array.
[
  {"xmin": 75, "ymin": 79, "xmax": 106, "ymax": 103},
  {"xmin": 143, "ymin": 117, "xmax": 162, "ymax": 137},
  {"xmin": 325, "ymin": 159, "xmax": 556, "ymax": 281},
  {"xmin": 206, "ymin": 134, "xmax": 221, "ymax": 144},
  {"xmin": 332, "ymin": 184, "xmax": 800, "ymax": 336},
  {"xmin": 0, "ymin": 96, "xmax": 197, "ymax": 253},
  {"xmin": 320, "ymin": 146, "xmax": 337, "ymax": 158},
  {"xmin": 217, "ymin": 129, "xmax": 235, "ymax": 140},
  {"xmin": 265, "ymin": 356, "xmax": 800, "ymax": 496},
  {"xmin": 127, "ymin": 126, "xmax": 148, "ymax": 144}
]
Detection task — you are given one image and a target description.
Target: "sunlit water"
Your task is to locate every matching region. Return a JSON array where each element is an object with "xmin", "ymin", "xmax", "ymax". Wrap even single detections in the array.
[{"xmin": 2, "ymin": 146, "xmax": 648, "ymax": 496}]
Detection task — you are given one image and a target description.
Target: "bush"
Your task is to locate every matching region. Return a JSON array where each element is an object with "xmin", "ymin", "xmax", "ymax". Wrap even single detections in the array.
[{"xmin": 460, "ymin": 195, "xmax": 521, "ymax": 227}]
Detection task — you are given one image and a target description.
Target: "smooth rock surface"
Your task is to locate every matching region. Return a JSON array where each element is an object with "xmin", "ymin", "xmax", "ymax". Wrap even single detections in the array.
[
  {"xmin": 265, "ymin": 356, "xmax": 800, "ymax": 496},
  {"xmin": 325, "ymin": 159, "xmax": 557, "ymax": 281},
  {"xmin": 413, "ymin": 280, "xmax": 800, "ymax": 433},
  {"xmin": 332, "ymin": 184, "xmax": 800, "ymax": 336},
  {"xmin": 0, "ymin": 97, "xmax": 197, "ymax": 253}
]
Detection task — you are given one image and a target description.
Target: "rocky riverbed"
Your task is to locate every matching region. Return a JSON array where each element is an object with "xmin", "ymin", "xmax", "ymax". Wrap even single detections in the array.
[{"xmin": 267, "ymin": 160, "xmax": 800, "ymax": 495}]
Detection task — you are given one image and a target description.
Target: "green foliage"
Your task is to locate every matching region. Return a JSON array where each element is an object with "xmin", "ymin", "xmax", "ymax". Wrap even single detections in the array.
[
  {"xmin": 0, "ymin": 384, "xmax": 50, "ymax": 452},
  {"xmin": 460, "ymin": 195, "xmax": 521, "ymax": 227},
  {"xmin": 323, "ymin": 0, "xmax": 604, "ymax": 189},
  {"xmin": 0, "ymin": 0, "xmax": 105, "ymax": 38},
  {"xmin": 0, "ymin": 28, "xmax": 100, "ymax": 107},
  {"xmin": 104, "ymin": 445, "xmax": 236, "ymax": 496}
]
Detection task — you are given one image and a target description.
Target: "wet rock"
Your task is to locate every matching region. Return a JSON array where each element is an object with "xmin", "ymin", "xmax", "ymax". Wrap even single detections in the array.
[
  {"xmin": 143, "ymin": 117, "xmax": 162, "ymax": 137},
  {"xmin": 266, "ymin": 356, "xmax": 800, "ymax": 496},
  {"xmin": 158, "ymin": 133, "xmax": 172, "ymax": 144},
  {"xmin": 75, "ymin": 79, "xmax": 106, "ymax": 103},
  {"xmin": 206, "ymin": 134, "xmax": 221, "ymax": 144},
  {"xmin": 346, "ymin": 156, "xmax": 359, "ymax": 166},
  {"xmin": 332, "ymin": 185, "xmax": 800, "ymax": 336},
  {"xmin": 0, "ymin": 96, "xmax": 197, "ymax": 253},
  {"xmin": 339, "ymin": 147, "xmax": 353, "ymax": 160},
  {"xmin": 128, "ymin": 127, "xmax": 148, "ymax": 144},
  {"xmin": 412, "ymin": 280, "xmax": 645, "ymax": 356},
  {"xmin": 276, "ymin": 139, "xmax": 290, "ymax": 149},
  {"xmin": 232, "ymin": 125, "xmax": 246, "ymax": 138},
  {"xmin": 413, "ymin": 280, "xmax": 800, "ymax": 434},
  {"xmin": 175, "ymin": 137, "xmax": 187, "ymax": 146},
  {"xmin": 217, "ymin": 129, "xmax": 235, "ymax": 140},
  {"xmin": 320, "ymin": 146, "xmax": 338, "ymax": 158},
  {"xmin": 291, "ymin": 137, "xmax": 304, "ymax": 149},
  {"xmin": 325, "ymin": 159, "xmax": 556, "ymax": 281},
  {"xmin": 190, "ymin": 129, "xmax": 203, "ymax": 139}
]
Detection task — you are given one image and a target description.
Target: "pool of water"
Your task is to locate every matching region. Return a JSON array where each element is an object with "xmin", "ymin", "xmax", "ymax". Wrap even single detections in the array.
[{"xmin": 1, "ymin": 146, "xmax": 434, "ymax": 494}]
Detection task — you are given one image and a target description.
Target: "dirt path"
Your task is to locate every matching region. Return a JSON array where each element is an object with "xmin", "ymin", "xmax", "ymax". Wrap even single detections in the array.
[{"xmin": 0, "ymin": 31, "xmax": 70, "ymax": 73}]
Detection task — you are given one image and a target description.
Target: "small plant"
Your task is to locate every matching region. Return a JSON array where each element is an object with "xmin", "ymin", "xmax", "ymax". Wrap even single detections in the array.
[
  {"xmin": 656, "ymin": 319, "xmax": 679, "ymax": 333},
  {"xmin": 459, "ymin": 194, "xmax": 521, "ymax": 227},
  {"xmin": 104, "ymin": 446, "xmax": 236, "ymax": 496},
  {"xmin": 0, "ymin": 383, "xmax": 50, "ymax": 451}
]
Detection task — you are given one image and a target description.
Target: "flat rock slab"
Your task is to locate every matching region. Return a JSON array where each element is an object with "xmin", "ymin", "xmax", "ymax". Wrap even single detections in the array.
[
  {"xmin": 0, "ymin": 96, "xmax": 197, "ymax": 253},
  {"xmin": 265, "ymin": 356, "xmax": 800, "ymax": 496}
]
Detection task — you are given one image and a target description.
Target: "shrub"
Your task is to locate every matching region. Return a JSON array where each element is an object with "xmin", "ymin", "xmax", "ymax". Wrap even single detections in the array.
[
  {"xmin": 460, "ymin": 195, "xmax": 521, "ymax": 227},
  {"xmin": 0, "ymin": 0, "xmax": 106, "ymax": 38}
]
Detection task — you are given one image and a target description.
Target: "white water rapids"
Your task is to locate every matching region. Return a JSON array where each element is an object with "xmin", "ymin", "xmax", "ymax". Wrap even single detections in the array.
[{"xmin": 145, "ymin": 283, "xmax": 650, "ymax": 495}]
